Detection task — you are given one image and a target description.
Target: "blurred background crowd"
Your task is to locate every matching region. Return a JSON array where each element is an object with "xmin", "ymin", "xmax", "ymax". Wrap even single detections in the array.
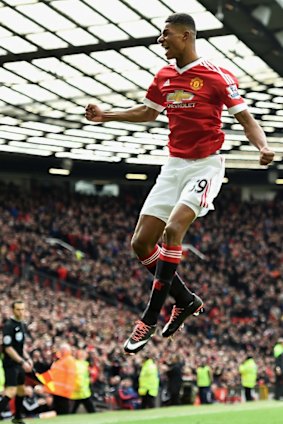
[{"xmin": 0, "ymin": 182, "xmax": 282, "ymax": 416}]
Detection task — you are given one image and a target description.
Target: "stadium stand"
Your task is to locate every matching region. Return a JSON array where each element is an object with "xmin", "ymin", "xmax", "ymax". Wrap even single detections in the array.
[{"xmin": 0, "ymin": 183, "xmax": 282, "ymax": 412}]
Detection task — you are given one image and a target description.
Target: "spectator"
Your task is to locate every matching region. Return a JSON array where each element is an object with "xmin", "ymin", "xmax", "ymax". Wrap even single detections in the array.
[
  {"xmin": 239, "ymin": 355, "xmax": 258, "ymax": 401},
  {"xmin": 38, "ymin": 343, "xmax": 76, "ymax": 415},
  {"xmin": 117, "ymin": 378, "xmax": 140, "ymax": 410},
  {"xmin": 0, "ymin": 358, "xmax": 4, "ymax": 393},
  {"xmin": 22, "ymin": 385, "xmax": 53, "ymax": 417},
  {"xmin": 138, "ymin": 355, "xmax": 159, "ymax": 409},
  {"xmin": 166, "ymin": 354, "xmax": 184, "ymax": 405},
  {"xmin": 196, "ymin": 358, "xmax": 213, "ymax": 404},
  {"xmin": 71, "ymin": 349, "xmax": 96, "ymax": 414},
  {"xmin": 106, "ymin": 375, "xmax": 121, "ymax": 410},
  {"xmin": 273, "ymin": 338, "xmax": 283, "ymax": 359},
  {"xmin": 31, "ymin": 350, "xmax": 50, "ymax": 374},
  {"xmin": 274, "ymin": 352, "xmax": 283, "ymax": 400}
]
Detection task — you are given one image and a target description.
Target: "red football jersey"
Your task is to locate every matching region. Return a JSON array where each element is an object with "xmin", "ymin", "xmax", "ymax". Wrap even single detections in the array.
[{"xmin": 143, "ymin": 58, "xmax": 247, "ymax": 159}]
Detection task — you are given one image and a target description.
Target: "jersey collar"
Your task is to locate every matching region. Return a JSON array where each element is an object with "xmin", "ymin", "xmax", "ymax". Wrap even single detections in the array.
[
  {"xmin": 174, "ymin": 57, "xmax": 203, "ymax": 74},
  {"xmin": 11, "ymin": 316, "xmax": 22, "ymax": 322}
]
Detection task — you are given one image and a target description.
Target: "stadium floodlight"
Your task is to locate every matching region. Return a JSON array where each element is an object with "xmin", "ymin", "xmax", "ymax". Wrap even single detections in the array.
[
  {"xmin": 125, "ymin": 173, "xmax": 148, "ymax": 180},
  {"xmin": 49, "ymin": 168, "xmax": 70, "ymax": 176}
]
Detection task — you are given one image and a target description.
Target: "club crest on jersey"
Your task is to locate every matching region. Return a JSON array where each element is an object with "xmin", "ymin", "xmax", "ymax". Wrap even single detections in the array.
[
  {"xmin": 227, "ymin": 84, "xmax": 240, "ymax": 99},
  {"xmin": 190, "ymin": 77, "xmax": 203, "ymax": 90},
  {"xmin": 166, "ymin": 90, "xmax": 194, "ymax": 104}
]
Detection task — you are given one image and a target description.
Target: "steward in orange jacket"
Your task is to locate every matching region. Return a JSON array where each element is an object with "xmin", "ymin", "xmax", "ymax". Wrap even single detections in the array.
[{"xmin": 37, "ymin": 343, "xmax": 76, "ymax": 399}]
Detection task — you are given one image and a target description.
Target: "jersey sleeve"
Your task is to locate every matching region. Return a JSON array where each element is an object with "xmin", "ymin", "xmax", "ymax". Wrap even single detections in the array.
[
  {"xmin": 3, "ymin": 322, "xmax": 13, "ymax": 348},
  {"xmin": 218, "ymin": 71, "xmax": 248, "ymax": 115},
  {"xmin": 143, "ymin": 73, "xmax": 166, "ymax": 113}
]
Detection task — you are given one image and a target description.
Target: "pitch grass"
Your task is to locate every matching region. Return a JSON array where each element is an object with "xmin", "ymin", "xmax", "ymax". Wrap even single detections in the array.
[{"xmin": 29, "ymin": 400, "xmax": 283, "ymax": 424}]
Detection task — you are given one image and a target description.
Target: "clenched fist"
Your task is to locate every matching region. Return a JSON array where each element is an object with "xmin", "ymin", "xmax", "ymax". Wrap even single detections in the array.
[
  {"xmin": 260, "ymin": 147, "xmax": 275, "ymax": 166},
  {"xmin": 85, "ymin": 104, "xmax": 105, "ymax": 122}
]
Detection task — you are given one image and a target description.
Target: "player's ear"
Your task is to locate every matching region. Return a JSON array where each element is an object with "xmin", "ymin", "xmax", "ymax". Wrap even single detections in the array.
[
  {"xmin": 183, "ymin": 30, "xmax": 190, "ymax": 41},
  {"xmin": 185, "ymin": 30, "xmax": 196, "ymax": 41}
]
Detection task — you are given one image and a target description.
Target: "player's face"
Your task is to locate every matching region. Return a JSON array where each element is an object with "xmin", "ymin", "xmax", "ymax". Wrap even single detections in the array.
[
  {"xmin": 13, "ymin": 302, "xmax": 25, "ymax": 321},
  {"xmin": 157, "ymin": 23, "xmax": 188, "ymax": 60}
]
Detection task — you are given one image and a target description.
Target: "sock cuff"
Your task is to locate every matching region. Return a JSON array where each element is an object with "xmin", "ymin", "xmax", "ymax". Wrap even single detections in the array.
[
  {"xmin": 160, "ymin": 244, "xmax": 182, "ymax": 263},
  {"xmin": 140, "ymin": 245, "xmax": 161, "ymax": 267}
]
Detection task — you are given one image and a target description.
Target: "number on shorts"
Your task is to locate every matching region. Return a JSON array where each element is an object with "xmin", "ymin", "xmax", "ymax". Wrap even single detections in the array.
[{"xmin": 189, "ymin": 179, "xmax": 208, "ymax": 193}]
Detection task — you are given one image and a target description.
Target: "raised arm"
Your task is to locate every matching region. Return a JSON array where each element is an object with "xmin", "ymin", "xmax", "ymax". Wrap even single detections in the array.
[
  {"xmin": 235, "ymin": 109, "xmax": 275, "ymax": 166},
  {"xmin": 85, "ymin": 103, "xmax": 159, "ymax": 123}
]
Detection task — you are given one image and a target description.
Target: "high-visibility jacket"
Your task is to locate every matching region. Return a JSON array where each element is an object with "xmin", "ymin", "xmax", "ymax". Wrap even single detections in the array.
[
  {"xmin": 239, "ymin": 358, "xmax": 257, "ymax": 388},
  {"xmin": 37, "ymin": 353, "xmax": 76, "ymax": 399},
  {"xmin": 0, "ymin": 359, "xmax": 5, "ymax": 391},
  {"xmin": 274, "ymin": 343, "xmax": 283, "ymax": 358},
  {"xmin": 71, "ymin": 359, "xmax": 91, "ymax": 400},
  {"xmin": 197, "ymin": 366, "xmax": 212, "ymax": 387},
  {"xmin": 138, "ymin": 359, "xmax": 159, "ymax": 397}
]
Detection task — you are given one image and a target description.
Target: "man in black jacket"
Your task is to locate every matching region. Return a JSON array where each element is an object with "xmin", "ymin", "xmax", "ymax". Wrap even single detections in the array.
[
  {"xmin": 0, "ymin": 301, "xmax": 33, "ymax": 424},
  {"xmin": 166, "ymin": 355, "xmax": 184, "ymax": 405}
]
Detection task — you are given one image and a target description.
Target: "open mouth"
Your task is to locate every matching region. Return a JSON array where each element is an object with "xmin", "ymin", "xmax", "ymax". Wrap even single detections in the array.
[{"xmin": 163, "ymin": 46, "xmax": 170, "ymax": 56}]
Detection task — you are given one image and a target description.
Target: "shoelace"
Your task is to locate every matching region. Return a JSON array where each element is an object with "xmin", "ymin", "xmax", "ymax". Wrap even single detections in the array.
[
  {"xmin": 168, "ymin": 306, "xmax": 184, "ymax": 323},
  {"xmin": 132, "ymin": 320, "xmax": 151, "ymax": 341}
]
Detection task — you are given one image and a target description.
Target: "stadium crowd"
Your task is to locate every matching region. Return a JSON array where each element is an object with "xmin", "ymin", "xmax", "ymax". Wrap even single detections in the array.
[{"xmin": 0, "ymin": 182, "xmax": 282, "ymax": 411}]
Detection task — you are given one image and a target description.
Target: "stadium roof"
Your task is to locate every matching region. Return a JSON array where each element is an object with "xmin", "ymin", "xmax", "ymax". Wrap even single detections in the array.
[{"xmin": 0, "ymin": 0, "xmax": 282, "ymax": 182}]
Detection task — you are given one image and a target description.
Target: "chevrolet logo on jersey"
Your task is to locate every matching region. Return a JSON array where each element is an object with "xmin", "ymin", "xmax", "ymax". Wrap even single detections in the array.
[{"xmin": 167, "ymin": 90, "xmax": 194, "ymax": 104}]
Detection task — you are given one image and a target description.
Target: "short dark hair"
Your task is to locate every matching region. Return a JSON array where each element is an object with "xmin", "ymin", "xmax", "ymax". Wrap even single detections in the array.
[
  {"xmin": 166, "ymin": 13, "xmax": 196, "ymax": 32},
  {"xmin": 12, "ymin": 300, "xmax": 24, "ymax": 309}
]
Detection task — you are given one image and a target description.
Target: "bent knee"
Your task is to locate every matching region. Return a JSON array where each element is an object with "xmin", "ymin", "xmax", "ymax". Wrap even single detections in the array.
[
  {"xmin": 163, "ymin": 223, "xmax": 184, "ymax": 245},
  {"xmin": 131, "ymin": 233, "xmax": 156, "ymax": 258},
  {"xmin": 131, "ymin": 233, "xmax": 147, "ymax": 256}
]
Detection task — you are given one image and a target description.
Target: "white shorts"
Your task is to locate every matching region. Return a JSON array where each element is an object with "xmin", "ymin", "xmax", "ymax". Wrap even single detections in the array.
[{"xmin": 140, "ymin": 154, "xmax": 225, "ymax": 223}]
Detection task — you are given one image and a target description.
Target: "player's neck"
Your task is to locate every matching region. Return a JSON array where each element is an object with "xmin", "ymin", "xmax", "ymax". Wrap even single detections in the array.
[{"xmin": 176, "ymin": 52, "xmax": 199, "ymax": 69}]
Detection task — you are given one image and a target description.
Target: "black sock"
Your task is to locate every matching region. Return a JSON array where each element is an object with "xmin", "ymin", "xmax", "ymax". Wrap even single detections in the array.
[
  {"xmin": 139, "ymin": 244, "xmax": 194, "ymax": 306},
  {"xmin": 15, "ymin": 395, "xmax": 23, "ymax": 419},
  {"xmin": 142, "ymin": 243, "xmax": 183, "ymax": 325},
  {"xmin": 142, "ymin": 262, "xmax": 176, "ymax": 324},
  {"xmin": 147, "ymin": 268, "xmax": 194, "ymax": 306},
  {"xmin": 0, "ymin": 395, "xmax": 11, "ymax": 412},
  {"xmin": 170, "ymin": 272, "xmax": 195, "ymax": 305}
]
